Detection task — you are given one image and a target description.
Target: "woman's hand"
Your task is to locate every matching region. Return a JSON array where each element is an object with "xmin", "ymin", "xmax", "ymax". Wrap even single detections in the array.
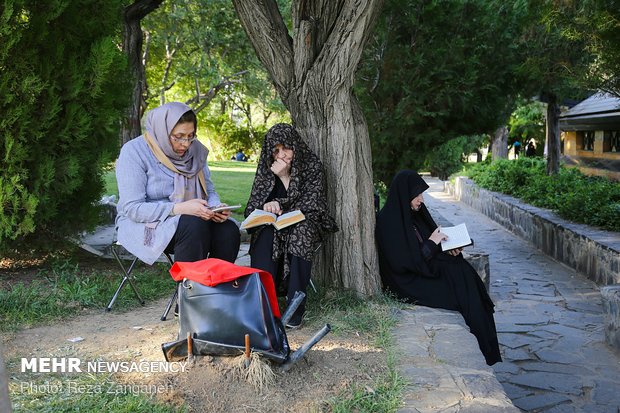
[
  {"xmin": 445, "ymin": 248, "xmax": 463, "ymax": 256},
  {"xmin": 429, "ymin": 227, "xmax": 448, "ymax": 245},
  {"xmin": 211, "ymin": 204, "xmax": 231, "ymax": 223},
  {"xmin": 270, "ymin": 158, "xmax": 291, "ymax": 182},
  {"xmin": 172, "ymin": 199, "xmax": 215, "ymax": 221},
  {"xmin": 263, "ymin": 201, "xmax": 282, "ymax": 215}
]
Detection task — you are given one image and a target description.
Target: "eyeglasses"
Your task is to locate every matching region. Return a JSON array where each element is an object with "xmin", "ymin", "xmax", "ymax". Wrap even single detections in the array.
[{"xmin": 169, "ymin": 134, "xmax": 197, "ymax": 145}]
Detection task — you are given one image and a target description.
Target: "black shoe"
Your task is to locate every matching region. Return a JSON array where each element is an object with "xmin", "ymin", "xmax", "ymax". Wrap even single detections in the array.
[
  {"xmin": 285, "ymin": 312, "xmax": 303, "ymax": 329},
  {"xmin": 285, "ymin": 319, "xmax": 302, "ymax": 329}
]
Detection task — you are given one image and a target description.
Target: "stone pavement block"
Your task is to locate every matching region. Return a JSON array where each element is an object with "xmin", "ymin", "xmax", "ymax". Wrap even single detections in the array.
[
  {"xmin": 591, "ymin": 379, "xmax": 620, "ymax": 407},
  {"xmin": 500, "ymin": 382, "xmax": 533, "ymax": 399},
  {"xmin": 519, "ymin": 360, "xmax": 590, "ymax": 375},
  {"xmin": 512, "ymin": 393, "xmax": 572, "ymax": 412},
  {"xmin": 533, "ymin": 348, "xmax": 585, "ymax": 365},
  {"xmin": 542, "ymin": 404, "xmax": 580, "ymax": 413},
  {"xmin": 512, "ymin": 293, "xmax": 565, "ymax": 303},
  {"xmin": 500, "ymin": 347, "xmax": 530, "ymax": 361},
  {"xmin": 492, "ymin": 362, "xmax": 519, "ymax": 375},
  {"xmin": 498, "ymin": 314, "xmax": 552, "ymax": 326},
  {"xmin": 495, "ymin": 323, "xmax": 531, "ymax": 334},
  {"xmin": 498, "ymin": 333, "xmax": 539, "ymax": 349},
  {"xmin": 507, "ymin": 371, "xmax": 583, "ymax": 395},
  {"xmin": 537, "ymin": 323, "xmax": 590, "ymax": 338}
]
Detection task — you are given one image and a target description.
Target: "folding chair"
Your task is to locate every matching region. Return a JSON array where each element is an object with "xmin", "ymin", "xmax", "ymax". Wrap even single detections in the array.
[{"xmin": 106, "ymin": 241, "xmax": 174, "ymax": 315}]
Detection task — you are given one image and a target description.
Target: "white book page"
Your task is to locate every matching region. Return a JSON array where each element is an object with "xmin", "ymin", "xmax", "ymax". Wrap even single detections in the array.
[
  {"xmin": 239, "ymin": 209, "xmax": 277, "ymax": 229},
  {"xmin": 440, "ymin": 223, "xmax": 472, "ymax": 251},
  {"xmin": 276, "ymin": 210, "xmax": 302, "ymax": 221}
]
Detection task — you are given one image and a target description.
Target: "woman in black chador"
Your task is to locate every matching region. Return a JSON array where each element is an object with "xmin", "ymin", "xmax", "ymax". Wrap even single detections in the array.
[{"xmin": 376, "ymin": 170, "xmax": 502, "ymax": 365}]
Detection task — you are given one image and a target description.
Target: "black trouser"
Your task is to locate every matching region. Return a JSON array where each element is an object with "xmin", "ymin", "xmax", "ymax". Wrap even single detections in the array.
[
  {"xmin": 250, "ymin": 226, "xmax": 312, "ymax": 323},
  {"xmin": 165, "ymin": 215, "xmax": 240, "ymax": 263}
]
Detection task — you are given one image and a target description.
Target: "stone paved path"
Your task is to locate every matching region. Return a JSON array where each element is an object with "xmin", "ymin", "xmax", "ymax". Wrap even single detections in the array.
[{"xmin": 423, "ymin": 176, "xmax": 620, "ymax": 413}]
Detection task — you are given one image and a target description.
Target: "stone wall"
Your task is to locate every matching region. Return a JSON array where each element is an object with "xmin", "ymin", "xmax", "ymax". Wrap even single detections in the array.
[{"xmin": 447, "ymin": 177, "xmax": 620, "ymax": 286}]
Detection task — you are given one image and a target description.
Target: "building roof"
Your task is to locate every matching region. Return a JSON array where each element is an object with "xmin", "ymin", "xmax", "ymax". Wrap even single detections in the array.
[{"xmin": 559, "ymin": 92, "xmax": 620, "ymax": 131}]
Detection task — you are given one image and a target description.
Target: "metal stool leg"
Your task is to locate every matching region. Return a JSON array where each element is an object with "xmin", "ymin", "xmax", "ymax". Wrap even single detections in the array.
[
  {"xmin": 160, "ymin": 252, "xmax": 177, "ymax": 321},
  {"xmin": 161, "ymin": 284, "xmax": 179, "ymax": 321},
  {"xmin": 106, "ymin": 247, "xmax": 145, "ymax": 311},
  {"xmin": 308, "ymin": 279, "xmax": 318, "ymax": 293}
]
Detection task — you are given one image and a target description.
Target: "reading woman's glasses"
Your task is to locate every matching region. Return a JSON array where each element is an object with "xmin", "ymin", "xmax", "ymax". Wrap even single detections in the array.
[{"xmin": 169, "ymin": 134, "xmax": 197, "ymax": 145}]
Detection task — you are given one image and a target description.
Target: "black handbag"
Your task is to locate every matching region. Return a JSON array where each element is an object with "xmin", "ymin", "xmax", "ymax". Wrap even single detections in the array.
[{"xmin": 162, "ymin": 271, "xmax": 290, "ymax": 363}]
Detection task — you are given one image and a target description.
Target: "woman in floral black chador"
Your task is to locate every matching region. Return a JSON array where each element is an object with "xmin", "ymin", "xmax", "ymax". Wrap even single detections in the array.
[{"xmin": 245, "ymin": 124, "xmax": 338, "ymax": 328}]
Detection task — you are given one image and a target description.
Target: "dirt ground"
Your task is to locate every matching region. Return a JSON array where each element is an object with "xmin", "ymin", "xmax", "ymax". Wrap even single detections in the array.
[{"xmin": 1, "ymin": 256, "xmax": 388, "ymax": 412}]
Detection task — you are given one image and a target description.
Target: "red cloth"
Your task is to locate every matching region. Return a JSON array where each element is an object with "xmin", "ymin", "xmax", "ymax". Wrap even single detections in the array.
[{"xmin": 169, "ymin": 258, "xmax": 281, "ymax": 318}]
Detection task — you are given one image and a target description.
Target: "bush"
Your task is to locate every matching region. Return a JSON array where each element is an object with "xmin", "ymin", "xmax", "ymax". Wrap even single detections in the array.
[
  {"xmin": 468, "ymin": 158, "xmax": 620, "ymax": 232},
  {"xmin": 425, "ymin": 135, "xmax": 487, "ymax": 180},
  {"xmin": 0, "ymin": 0, "xmax": 129, "ymax": 250}
]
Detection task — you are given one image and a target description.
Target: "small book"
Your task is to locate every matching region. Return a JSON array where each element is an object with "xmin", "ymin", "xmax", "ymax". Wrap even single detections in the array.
[
  {"xmin": 440, "ymin": 223, "xmax": 474, "ymax": 251},
  {"xmin": 240, "ymin": 209, "xmax": 305, "ymax": 231},
  {"xmin": 211, "ymin": 204, "xmax": 242, "ymax": 213}
]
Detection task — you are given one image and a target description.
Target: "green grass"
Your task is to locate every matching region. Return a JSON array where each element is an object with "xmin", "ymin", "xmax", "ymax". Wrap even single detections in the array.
[
  {"xmin": 0, "ymin": 257, "xmax": 173, "ymax": 332},
  {"xmin": 208, "ymin": 160, "xmax": 257, "ymax": 221},
  {"xmin": 103, "ymin": 169, "xmax": 118, "ymax": 198},
  {"xmin": 304, "ymin": 288, "xmax": 407, "ymax": 412},
  {"xmin": 9, "ymin": 372, "xmax": 183, "ymax": 413},
  {"xmin": 104, "ymin": 160, "xmax": 257, "ymax": 222}
]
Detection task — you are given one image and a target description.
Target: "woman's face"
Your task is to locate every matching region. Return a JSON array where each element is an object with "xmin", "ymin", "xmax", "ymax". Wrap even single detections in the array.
[
  {"xmin": 410, "ymin": 193, "xmax": 424, "ymax": 211},
  {"xmin": 272, "ymin": 144, "xmax": 294, "ymax": 163},
  {"xmin": 168, "ymin": 122, "xmax": 196, "ymax": 156}
]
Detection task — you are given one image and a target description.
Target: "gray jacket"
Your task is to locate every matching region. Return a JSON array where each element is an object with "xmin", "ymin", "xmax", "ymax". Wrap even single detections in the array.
[{"xmin": 115, "ymin": 136, "xmax": 220, "ymax": 264}]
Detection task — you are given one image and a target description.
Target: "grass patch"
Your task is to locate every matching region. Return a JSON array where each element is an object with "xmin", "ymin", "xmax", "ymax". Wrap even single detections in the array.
[
  {"xmin": 102, "ymin": 169, "xmax": 118, "ymax": 199},
  {"xmin": 9, "ymin": 372, "xmax": 183, "ymax": 413},
  {"xmin": 208, "ymin": 160, "xmax": 257, "ymax": 221},
  {"xmin": 305, "ymin": 288, "xmax": 407, "ymax": 412},
  {"xmin": 329, "ymin": 366, "xmax": 406, "ymax": 413},
  {"xmin": 0, "ymin": 256, "xmax": 172, "ymax": 332}
]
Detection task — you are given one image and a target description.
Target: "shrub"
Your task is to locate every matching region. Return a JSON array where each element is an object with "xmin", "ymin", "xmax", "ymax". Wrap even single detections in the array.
[
  {"xmin": 0, "ymin": 0, "xmax": 130, "ymax": 250},
  {"xmin": 468, "ymin": 159, "xmax": 620, "ymax": 232}
]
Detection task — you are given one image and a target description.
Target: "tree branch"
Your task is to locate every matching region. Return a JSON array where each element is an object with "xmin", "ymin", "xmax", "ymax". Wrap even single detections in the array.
[
  {"xmin": 187, "ymin": 70, "xmax": 249, "ymax": 114},
  {"xmin": 124, "ymin": 0, "xmax": 164, "ymax": 22},
  {"xmin": 231, "ymin": 0, "xmax": 294, "ymax": 101}
]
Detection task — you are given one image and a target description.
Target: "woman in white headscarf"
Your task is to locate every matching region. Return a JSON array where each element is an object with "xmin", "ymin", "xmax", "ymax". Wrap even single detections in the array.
[{"xmin": 115, "ymin": 102, "xmax": 240, "ymax": 265}]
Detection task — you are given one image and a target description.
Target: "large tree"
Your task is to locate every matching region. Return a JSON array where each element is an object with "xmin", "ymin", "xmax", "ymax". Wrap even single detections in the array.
[{"xmin": 232, "ymin": 1, "xmax": 384, "ymax": 295}]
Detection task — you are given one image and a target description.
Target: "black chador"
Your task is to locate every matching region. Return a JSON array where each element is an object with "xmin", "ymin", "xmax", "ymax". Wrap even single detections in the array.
[{"xmin": 376, "ymin": 170, "xmax": 502, "ymax": 365}]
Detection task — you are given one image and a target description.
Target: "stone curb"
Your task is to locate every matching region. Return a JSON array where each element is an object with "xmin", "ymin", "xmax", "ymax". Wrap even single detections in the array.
[
  {"xmin": 395, "ymin": 307, "xmax": 519, "ymax": 412},
  {"xmin": 447, "ymin": 177, "xmax": 620, "ymax": 286}
]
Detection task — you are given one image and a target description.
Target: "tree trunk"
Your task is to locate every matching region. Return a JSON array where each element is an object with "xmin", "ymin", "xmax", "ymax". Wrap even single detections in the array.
[
  {"xmin": 491, "ymin": 126, "xmax": 509, "ymax": 160},
  {"xmin": 233, "ymin": 0, "xmax": 384, "ymax": 295},
  {"xmin": 121, "ymin": 0, "xmax": 164, "ymax": 146},
  {"xmin": 545, "ymin": 94, "xmax": 561, "ymax": 175},
  {"xmin": 0, "ymin": 346, "xmax": 11, "ymax": 413}
]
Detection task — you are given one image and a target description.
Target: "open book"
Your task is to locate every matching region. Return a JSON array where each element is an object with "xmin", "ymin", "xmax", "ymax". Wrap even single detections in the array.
[
  {"xmin": 440, "ymin": 223, "xmax": 474, "ymax": 251},
  {"xmin": 240, "ymin": 209, "xmax": 305, "ymax": 231}
]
